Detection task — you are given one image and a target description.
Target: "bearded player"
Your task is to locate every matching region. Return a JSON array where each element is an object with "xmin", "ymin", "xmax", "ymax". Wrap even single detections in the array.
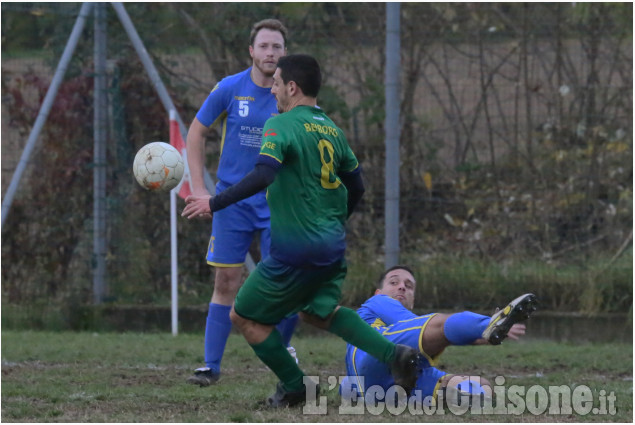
[{"xmin": 184, "ymin": 19, "xmax": 298, "ymax": 387}]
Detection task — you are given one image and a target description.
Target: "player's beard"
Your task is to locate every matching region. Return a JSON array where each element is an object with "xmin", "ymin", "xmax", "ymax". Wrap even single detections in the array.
[{"xmin": 253, "ymin": 59, "xmax": 276, "ymax": 78}]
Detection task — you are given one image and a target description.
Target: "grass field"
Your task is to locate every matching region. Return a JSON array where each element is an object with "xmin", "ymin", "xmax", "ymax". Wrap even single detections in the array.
[{"xmin": 1, "ymin": 330, "xmax": 632, "ymax": 422}]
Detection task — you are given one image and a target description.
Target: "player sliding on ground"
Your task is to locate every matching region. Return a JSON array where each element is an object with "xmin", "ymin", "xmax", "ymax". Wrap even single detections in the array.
[
  {"xmin": 341, "ymin": 264, "xmax": 538, "ymax": 407},
  {"xmin": 183, "ymin": 54, "xmax": 421, "ymax": 407}
]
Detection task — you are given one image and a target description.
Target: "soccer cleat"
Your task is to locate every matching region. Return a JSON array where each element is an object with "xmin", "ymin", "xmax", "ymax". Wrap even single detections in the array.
[
  {"xmin": 482, "ymin": 293, "xmax": 538, "ymax": 345},
  {"xmin": 389, "ymin": 344, "xmax": 421, "ymax": 395},
  {"xmin": 266, "ymin": 381, "xmax": 314, "ymax": 408},
  {"xmin": 287, "ymin": 346, "xmax": 299, "ymax": 364},
  {"xmin": 186, "ymin": 367, "xmax": 220, "ymax": 387}
]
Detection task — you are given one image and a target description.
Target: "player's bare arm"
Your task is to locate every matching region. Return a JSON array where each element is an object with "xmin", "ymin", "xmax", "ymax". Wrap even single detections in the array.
[{"xmin": 186, "ymin": 117, "xmax": 211, "ymax": 196}]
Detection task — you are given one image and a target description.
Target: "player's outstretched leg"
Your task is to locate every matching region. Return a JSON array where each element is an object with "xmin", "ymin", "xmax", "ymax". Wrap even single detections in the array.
[{"xmin": 482, "ymin": 293, "xmax": 538, "ymax": 345}]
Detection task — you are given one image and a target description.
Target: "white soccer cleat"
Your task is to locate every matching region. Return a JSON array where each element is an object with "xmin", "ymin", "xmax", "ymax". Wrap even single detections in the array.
[{"xmin": 482, "ymin": 293, "xmax": 538, "ymax": 345}]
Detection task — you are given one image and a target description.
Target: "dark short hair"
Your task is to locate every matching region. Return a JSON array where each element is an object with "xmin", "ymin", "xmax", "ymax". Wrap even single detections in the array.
[
  {"xmin": 376, "ymin": 265, "xmax": 416, "ymax": 289},
  {"xmin": 276, "ymin": 54, "xmax": 321, "ymax": 98},
  {"xmin": 250, "ymin": 19, "xmax": 288, "ymax": 47}
]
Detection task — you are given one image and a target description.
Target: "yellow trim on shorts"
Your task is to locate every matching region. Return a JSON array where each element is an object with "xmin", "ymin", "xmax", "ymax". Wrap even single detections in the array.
[
  {"xmin": 351, "ymin": 347, "xmax": 366, "ymax": 398},
  {"xmin": 431, "ymin": 376, "xmax": 445, "ymax": 405},
  {"xmin": 207, "ymin": 261, "xmax": 244, "ymax": 267},
  {"xmin": 417, "ymin": 313, "xmax": 444, "ymax": 366},
  {"xmin": 376, "ymin": 314, "xmax": 443, "ymax": 366}
]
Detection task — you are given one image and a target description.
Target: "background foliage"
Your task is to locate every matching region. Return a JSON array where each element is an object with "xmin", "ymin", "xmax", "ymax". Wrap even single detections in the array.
[{"xmin": 1, "ymin": 3, "xmax": 632, "ymax": 320}]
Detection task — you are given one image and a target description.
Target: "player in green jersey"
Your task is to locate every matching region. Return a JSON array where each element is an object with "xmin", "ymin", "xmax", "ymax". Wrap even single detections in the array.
[{"xmin": 182, "ymin": 54, "xmax": 421, "ymax": 408}]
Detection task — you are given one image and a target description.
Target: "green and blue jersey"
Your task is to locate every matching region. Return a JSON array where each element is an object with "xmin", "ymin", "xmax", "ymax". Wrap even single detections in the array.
[{"xmin": 257, "ymin": 105, "xmax": 359, "ymax": 267}]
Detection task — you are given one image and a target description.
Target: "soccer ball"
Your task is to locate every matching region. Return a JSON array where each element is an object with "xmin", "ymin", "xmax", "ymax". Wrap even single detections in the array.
[{"xmin": 133, "ymin": 142, "xmax": 184, "ymax": 192}]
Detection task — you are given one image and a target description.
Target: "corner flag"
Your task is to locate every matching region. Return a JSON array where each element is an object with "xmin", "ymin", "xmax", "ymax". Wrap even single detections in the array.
[{"xmin": 169, "ymin": 110, "xmax": 192, "ymax": 199}]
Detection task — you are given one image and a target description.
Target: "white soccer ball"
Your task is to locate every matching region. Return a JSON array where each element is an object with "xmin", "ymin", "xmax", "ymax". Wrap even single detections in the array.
[{"xmin": 133, "ymin": 142, "xmax": 184, "ymax": 192}]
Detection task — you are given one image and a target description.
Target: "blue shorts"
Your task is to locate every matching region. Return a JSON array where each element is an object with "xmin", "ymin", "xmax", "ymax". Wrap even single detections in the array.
[
  {"xmin": 206, "ymin": 182, "xmax": 270, "ymax": 267},
  {"xmin": 343, "ymin": 314, "xmax": 446, "ymax": 399}
]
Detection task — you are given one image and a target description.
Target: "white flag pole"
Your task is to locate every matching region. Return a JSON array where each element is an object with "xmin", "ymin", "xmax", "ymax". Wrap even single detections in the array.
[
  {"xmin": 170, "ymin": 186, "xmax": 178, "ymax": 336},
  {"xmin": 170, "ymin": 109, "xmax": 179, "ymax": 336}
]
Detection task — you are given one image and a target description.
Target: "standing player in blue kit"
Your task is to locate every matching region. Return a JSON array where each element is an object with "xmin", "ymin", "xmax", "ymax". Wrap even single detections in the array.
[{"xmin": 184, "ymin": 19, "xmax": 298, "ymax": 386}]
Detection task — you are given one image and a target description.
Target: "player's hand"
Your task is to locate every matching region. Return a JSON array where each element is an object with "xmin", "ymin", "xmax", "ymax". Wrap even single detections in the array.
[
  {"xmin": 182, "ymin": 194, "xmax": 213, "ymax": 220},
  {"xmin": 506, "ymin": 323, "xmax": 526, "ymax": 340}
]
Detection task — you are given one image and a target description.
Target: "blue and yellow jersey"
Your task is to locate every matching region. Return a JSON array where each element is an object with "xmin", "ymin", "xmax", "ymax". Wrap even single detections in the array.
[
  {"xmin": 196, "ymin": 67, "xmax": 278, "ymax": 187},
  {"xmin": 357, "ymin": 294, "xmax": 418, "ymax": 327},
  {"xmin": 256, "ymin": 105, "xmax": 359, "ymax": 267},
  {"xmin": 344, "ymin": 295, "xmax": 443, "ymax": 398}
]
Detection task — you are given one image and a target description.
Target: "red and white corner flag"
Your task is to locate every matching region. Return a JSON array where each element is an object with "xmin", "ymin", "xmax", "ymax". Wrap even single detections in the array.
[{"xmin": 169, "ymin": 110, "xmax": 192, "ymax": 199}]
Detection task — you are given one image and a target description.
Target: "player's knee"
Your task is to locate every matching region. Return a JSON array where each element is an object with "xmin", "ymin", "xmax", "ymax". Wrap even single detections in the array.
[
  {"xmin": 229, "ymin": 307, "xmax": 244, "ymax": 327},
  {"xmin": 428, "ymin": 313, "xmax": 450, "ymax": 334},
  {"xmin": 298, "ymin": 312, "xmax": 329, "ymax": 330},
  {"xmin": 214, "ymin": 268, "xmax": 243, "ymax": 297},
  {"xmin": 420, "ymin": 313, "xmax": 451, "ymax": 357},
  {"xmin": 297, "ymin": 312, "xmax": 312, "ymax": 324}
]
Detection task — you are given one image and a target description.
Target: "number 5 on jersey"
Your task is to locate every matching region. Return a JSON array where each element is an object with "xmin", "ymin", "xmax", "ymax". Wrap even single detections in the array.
[{"xmin": 239, "ymin": 100, "xmax": 249, "ymax": 117}]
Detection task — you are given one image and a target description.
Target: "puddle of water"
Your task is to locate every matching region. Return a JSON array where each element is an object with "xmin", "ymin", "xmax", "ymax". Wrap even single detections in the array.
[
  {"xmin": 13, "ymin": 305, "xmax": 627, "ymax": 344},
  {"xmin": 524, "ymin": 312, "xmax": 632, "ymax": 343}
]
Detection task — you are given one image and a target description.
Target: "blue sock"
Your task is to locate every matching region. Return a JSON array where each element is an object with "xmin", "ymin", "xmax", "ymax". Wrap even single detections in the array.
[
  {"xmin": 275, "ymin": 313, "xmax": 299, "ymax": 347},
  {"xmin": 443, "ymin": 311, "xmax": 491, "ymax": 345},
  {"xmin": 204, "ymin": 303, "xmax": 232, "ymax": 372}
]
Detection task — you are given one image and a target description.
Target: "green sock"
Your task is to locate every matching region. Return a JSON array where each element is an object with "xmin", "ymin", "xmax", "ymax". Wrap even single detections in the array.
[
  {"xmin": 328, "ymin": 307, "xmax": 396, "ymax": 364},
  {"xmin": 250, "ymin": 329, "xmax": 305, "ymax": 392}
]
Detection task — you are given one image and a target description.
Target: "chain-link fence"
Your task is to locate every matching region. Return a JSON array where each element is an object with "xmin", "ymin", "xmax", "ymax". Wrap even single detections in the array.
[{"xmin": 2, "ymin": 3, "xmax": 632, "ymax": 320}]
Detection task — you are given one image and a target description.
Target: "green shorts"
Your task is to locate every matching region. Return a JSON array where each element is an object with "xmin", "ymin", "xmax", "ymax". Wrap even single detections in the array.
[{"xmin": 233, "ymin": 256, "xmax": 346, "ymax": 325}]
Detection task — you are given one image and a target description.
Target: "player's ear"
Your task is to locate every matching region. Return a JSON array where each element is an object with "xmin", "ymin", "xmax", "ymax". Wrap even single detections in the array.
[
  {"xmin": 374, "ymin": 288, "xmax": 382, "ymax": 295},
  {"xmin": 249, "ymin": 45, "xmax": 254, "ymax": 58},
  {"xmin": 288, "ymin": 81, "xmax": 297, "ymax": 95}
]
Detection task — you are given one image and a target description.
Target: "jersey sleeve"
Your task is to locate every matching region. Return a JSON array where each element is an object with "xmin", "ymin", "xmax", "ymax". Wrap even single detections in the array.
[
  {"xmin": 257, "ymin": 118, "xmax": 285, "ymax": 169},
  {"xmin": 361, "ymin": 294, "xmax": 418, "ymax": 325},
  {"xmin": 195, "ymin": 80, "xmax": 230, "ymax": 128},
  {"xmin": 337, "ymin": 136, "xmax": 360, "ymax": 174}
]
